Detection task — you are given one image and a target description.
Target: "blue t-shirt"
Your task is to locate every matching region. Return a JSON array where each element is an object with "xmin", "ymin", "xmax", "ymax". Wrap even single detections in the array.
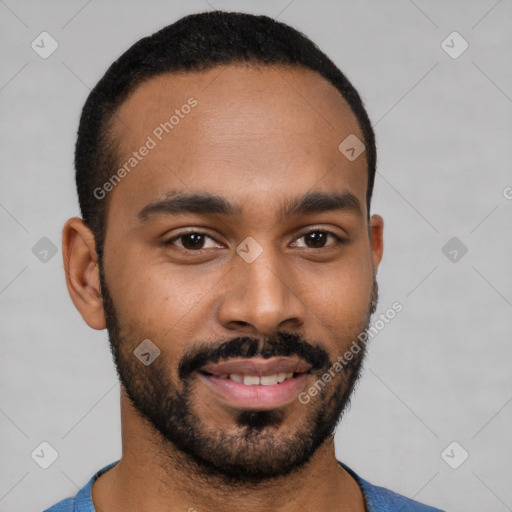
[{"xmin": 43, "ymin": 460, "xmax": 444, "ymax": 511}]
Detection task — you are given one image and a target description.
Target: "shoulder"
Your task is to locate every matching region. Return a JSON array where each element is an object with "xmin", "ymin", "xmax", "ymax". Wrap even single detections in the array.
[
  {"xmin": 338, "ymin": 461, "xmax": 445, "ymax": 512},
  {"xmin": 361, "ymin": 480, "xmax": 445, "ymax": 511},
  {"xmin": 42, "ymin": 460, "xmax": 120, "ymax": 512},
  {"xmin": 42, "ymin": 497, "xmax": 75, "ymax": 511}
]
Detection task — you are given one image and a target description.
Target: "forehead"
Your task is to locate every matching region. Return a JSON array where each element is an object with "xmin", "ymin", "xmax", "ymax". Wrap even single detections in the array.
[{"xmin": 107, "ymin": 64, "xmax": 368, "ymax": 222}]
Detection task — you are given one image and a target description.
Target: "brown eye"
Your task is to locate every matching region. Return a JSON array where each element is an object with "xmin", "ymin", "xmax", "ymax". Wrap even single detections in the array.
[
  {"xmin": 180, "ymin": 233, "xmax": 205, "ymax": 250},
  {"xmin": 165, "ymin": 232, "xmax": 221, "ymax": 251},
  {"xmin": 293, "ymin": 230, "xmax": 346, "ymax": 249},
  {"xmin": 304, "ymin": 232, "xmax": 328, "ymax": 248}
]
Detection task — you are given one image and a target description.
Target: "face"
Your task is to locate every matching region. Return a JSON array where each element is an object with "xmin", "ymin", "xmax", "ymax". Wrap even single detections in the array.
[{"xmin": 96, "ymin": 64, "xmax": 383, "ymax": 483}]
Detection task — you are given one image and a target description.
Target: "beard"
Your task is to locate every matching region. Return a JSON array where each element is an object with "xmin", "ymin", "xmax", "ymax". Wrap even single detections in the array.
[{"xmin": 98, "ymin": 260, "xmax": 378, "ymax": 484}]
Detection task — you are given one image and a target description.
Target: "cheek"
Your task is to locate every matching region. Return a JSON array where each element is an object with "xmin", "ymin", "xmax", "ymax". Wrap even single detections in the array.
[
  {"xmin": 111, "ymin": 253, "xmax": 222, "ymax": 345},
  {"xmin": 300, "ymin": 255, "xmax": 373, "ymax": 315},
  {"xmin": 106, "ymin": 234, "xmax": 374, "ymax": 347},
  {"xmin": 296, "ymin": 258, "xmax": 374, "ymax": 352}
]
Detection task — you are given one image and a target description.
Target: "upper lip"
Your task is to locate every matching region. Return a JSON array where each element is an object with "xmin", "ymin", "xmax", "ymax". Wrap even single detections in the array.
[{"xmin": 200, "ymin": 356, "xmax": 312, "ymax": 376}]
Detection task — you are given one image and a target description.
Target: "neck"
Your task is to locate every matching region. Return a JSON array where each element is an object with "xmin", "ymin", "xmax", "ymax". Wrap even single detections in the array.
[{"xmin": 91, "ymin": 388, "xmax": 366, "ymax": 512}]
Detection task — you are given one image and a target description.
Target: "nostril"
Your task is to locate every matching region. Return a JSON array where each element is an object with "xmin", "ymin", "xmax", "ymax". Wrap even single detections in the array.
[{"xmin": 233, "ymin": 321, "xmax": 250, "ymax": 327}]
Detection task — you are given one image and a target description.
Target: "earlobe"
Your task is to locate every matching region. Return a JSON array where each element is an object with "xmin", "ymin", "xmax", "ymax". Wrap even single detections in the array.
[
  {"xmin": 369, "ymin": 214, "xmax": 384, "ymax": 272},
  {"xmin": 62, "ymin": 217, "xmax": 106, "ymax": 330}
]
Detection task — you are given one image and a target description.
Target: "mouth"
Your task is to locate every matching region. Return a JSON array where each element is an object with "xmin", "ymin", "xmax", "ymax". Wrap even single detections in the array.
[
  {"xmin": 197, "ymin": 356, "xmax": 312, "ymax": 410},
  {"xmin": 201, "ymin": 371, "xmax": 298, "ymax": 385}
]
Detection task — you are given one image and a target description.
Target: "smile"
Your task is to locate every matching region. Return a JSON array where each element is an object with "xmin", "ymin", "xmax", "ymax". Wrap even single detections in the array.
[
  {"xmin": 198, "ymin": 356, "xmax": 312, "ymax": 410},
  {"xmin": 205, "ymin": 372, "xmax": 296, "ymax": 385}
]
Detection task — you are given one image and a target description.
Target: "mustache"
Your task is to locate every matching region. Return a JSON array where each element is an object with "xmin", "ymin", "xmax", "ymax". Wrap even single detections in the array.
[{"xmin": 178, "ymin": 331, "xmax": 331, "ymax": 380}]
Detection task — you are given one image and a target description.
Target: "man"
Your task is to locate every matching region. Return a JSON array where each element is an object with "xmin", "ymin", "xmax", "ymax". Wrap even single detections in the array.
[{"xmin": 47, "ymin": 11, "xmax": 444, "ymax": 512}]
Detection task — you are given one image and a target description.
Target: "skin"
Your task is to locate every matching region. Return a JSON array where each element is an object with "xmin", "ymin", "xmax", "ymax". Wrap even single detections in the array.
[{"xmin": 62, "ymin": 63, "xmax": 384, "ymax": 512}]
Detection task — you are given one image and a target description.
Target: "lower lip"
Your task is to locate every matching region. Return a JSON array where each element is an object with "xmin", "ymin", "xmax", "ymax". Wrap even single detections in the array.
[{"xmin": 198, "ymin": 373, "xmax": 309, "ymax": 410}]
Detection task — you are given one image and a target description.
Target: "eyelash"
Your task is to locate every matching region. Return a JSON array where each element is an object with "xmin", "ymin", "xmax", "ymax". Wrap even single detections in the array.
[{"xmin": 164, "ymin": 229, "xmax": 347, "ymax": 252}]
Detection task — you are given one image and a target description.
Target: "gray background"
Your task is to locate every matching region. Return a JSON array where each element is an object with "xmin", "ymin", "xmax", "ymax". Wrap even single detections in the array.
[{"xmin": 1, "ymin": 1, "xmax": 511, "ymax": 510}]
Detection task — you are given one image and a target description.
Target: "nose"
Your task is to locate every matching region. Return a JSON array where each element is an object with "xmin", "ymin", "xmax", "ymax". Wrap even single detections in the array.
[{"xmin": 216, "ymin": 247, "xmax": 306, "ymax": 336}]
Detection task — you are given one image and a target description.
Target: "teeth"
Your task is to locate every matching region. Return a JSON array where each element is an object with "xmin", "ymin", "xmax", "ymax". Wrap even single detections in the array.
[
  {"xmin": 243, "ymin": 375, "xmax": 260, "ymax": 386},
  {"xmin": 225, "ymin": 372, "xmax": 297, "ymax": 385},
  {"xmin": 260, "ymin": 374, "xmax": 279, "ymax": 385}
]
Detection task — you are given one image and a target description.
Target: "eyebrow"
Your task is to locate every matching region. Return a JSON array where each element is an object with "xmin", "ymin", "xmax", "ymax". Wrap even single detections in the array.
[
  {"xmin": 278, "ymin": 190, "xmax": 362, "ymax": 222},
  {"xmin": 137, "ymin": 189, "xmax": 363, "ymax": 222}
]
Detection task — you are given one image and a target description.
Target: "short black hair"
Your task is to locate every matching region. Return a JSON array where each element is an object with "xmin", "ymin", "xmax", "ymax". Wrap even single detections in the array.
[{"xmin": 75, "ymin": 11, "xmax": 376, "ymax": 258}]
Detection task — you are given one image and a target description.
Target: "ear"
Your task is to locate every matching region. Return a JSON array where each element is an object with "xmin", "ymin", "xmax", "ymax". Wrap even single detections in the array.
[
  {"xmin": 62, "ymin": 217, "xmax": 106, "ymax": 330},
  {"xmin": 368, "ymin": 214, "xmax": 384, "ymax": 273}
]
